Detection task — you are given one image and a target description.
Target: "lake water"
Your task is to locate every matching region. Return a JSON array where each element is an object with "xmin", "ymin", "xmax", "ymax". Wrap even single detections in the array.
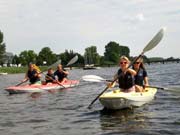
[{"xmin": 0, "ymin": 63, "xmax": 180, "ymax": 135}]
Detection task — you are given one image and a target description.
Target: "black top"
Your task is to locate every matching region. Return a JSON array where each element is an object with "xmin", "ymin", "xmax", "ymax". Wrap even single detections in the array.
[
  {"xmin": 46, "ymin": 73, "xmax": 56, "ymax": 83},
  {"xmin": 27, "ymin": 70, "xmax": 40, "ymax": 84},
  {"xmin": 117, "ymin": 69, "xmax": 135, "ymax": 89},
  {"xmin": 54, "ymin": 69, "xmax": 67, "ymax": 82},
  {"xmin": 134, "ymin": 68, "xmax": 147, "ymax": 86}
]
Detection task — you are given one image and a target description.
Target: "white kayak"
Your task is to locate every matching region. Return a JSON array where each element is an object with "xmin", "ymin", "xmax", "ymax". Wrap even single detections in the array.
[
  {"xmin": 99, "ymin": 87, "xmax": 157, "ymax": 110},
  {"xmin": 5, "ymin": 80, "xmax": 79, "ymax": 94}
]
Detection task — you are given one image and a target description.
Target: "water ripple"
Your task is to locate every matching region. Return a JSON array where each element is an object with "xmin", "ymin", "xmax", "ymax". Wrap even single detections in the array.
[{"xmin": 0, "ymin": 63, "xmax": 180, "ymax": 135}]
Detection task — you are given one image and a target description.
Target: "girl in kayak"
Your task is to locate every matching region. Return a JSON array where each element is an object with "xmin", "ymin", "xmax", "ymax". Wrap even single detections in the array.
[
  {"xmin": 133, "ymin": 57, "xmax": 149, "ymax": 92},
  {"xmin": 109, "ymin": 56, "xmax": 136, "ymax": 92},
  {"xmin": 21, "ymin": 63, "xmax": 41, "ymax": 85},
  {"xmin": 45, "ymin": 68, "xmax": 56, "ymax": 83},
  {"xmin": 54, "ymin": 64, "xmax": 69, "ymax": 83}
]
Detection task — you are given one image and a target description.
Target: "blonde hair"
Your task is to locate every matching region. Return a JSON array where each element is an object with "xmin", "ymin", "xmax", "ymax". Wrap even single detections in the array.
[{"xmin": 119, "ymin": 55, "xmax": 130, "ymax": 63}]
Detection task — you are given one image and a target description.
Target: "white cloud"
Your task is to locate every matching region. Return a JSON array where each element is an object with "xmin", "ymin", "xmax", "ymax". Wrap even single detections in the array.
[
  {"xmin": 0, "ymin": 0, "xmax": 180, "ymax": 57},
  {"xmin": 136, "ymin": 13, "xmax": 145, "ymax": 21}
]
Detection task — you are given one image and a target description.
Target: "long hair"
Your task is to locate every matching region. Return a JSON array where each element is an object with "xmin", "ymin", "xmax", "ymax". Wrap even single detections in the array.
[{"xmin": 133, "ymin": 57, "xmax": 146, "ymax": 70}]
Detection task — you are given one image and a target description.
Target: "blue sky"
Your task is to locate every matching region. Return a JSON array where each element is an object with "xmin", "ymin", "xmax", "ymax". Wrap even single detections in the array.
[{"xmin": 0, "ymin": 0, "xmax": 180, "ymax": 58}]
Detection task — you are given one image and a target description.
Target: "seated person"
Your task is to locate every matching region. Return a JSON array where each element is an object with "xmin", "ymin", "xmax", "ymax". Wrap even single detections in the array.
[
  {"xmin": 132, "ymin": 57, "xmax": 149, "ymax": 92},
  {"xmin": 54, "ymin": 64, "xmax": 69, "ymax": 83},
  {"xmin": 45, "ymin": 68, "xmax": 56, "ymax": 83},
  {"xmin": 108, "ymin": 56, "xmax": 136, "ymax": 93},
  {"xmin": 21, "ymin": 63, "xmax": 41, "ymax": 85}
]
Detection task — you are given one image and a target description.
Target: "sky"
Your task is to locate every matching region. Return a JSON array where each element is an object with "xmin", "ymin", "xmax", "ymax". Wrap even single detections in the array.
[{"xmin": 0, "ymin": 0, "xmax": 180, "ymax": 58}]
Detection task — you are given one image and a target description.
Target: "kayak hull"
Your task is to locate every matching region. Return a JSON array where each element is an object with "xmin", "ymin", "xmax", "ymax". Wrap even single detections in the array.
[
  {"xmin": 5, "ymin": 80, "xmax": 79, "ymax": 94},
  {"xmin": 99, "ymin": 88, "xmax": 157, "ymax": 110}
]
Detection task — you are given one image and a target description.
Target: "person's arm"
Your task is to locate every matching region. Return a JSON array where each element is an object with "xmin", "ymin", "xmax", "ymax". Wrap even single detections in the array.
[
  {"xmin": 107, "ymin": 73, "xmax": 118, "ymax": 88},
  {"xmin": 33, "ymin": 70, "xmax": 41, "ymax": 78},
  {"xmin": 143, "ymin": 70, "xmax": 149, "ymax": 86},
  {"xmin": 22, "ymin": 72, "xmax": 29, "ymax": 82},
  {"xmin": 63, "ymin": 70, "xmax": 69, "ymax": 75},
  {"xmin": 126, "ymin": 68, "xmax": 136, "ymax": 76},
  {"xmin": 45, "ymin": 74, "xmax": 51, "ymax": 81},
  {"xmin": 36, "ymin": 73, "xmax": 41, "ymax": 78},
  {"xmin": 144, "ymin": 76, "xmax": 149, "ymax": 86}
]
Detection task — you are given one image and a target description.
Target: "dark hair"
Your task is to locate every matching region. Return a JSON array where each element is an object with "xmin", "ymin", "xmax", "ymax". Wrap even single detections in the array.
[
  {"xmin": 132, "ymin": 57, "xmax": 146, "ymax": 70},
  {"xmin": 139, "ymin": 62, "xmax": 146, "ymax": 70}
]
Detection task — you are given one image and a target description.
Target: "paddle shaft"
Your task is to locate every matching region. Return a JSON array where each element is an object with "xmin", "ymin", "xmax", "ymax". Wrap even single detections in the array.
[
  {"xmin": 145, "ymin": 85, "xmax": 166, "ymax": 90},
  {"xmin": 87, "ymin": 77, "xmax": 118, "ymax": 109},
  {"xmin": 44, "ymin": 73, "xmax": 66, "ymax": 88},
  {"xmin": 87, "ymin": 28, "xmax": 165, "ymax": 109},
  {"xmin": 15, "ymin": 79, "xmax": 28, "ymax": 86},
  {"xmin": 41, "ymin": 55, "xmax": 78, "ymax": 88}
]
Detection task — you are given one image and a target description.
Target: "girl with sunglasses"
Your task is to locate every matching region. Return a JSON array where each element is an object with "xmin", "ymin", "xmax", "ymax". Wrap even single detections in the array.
[
  {"xmin": 133, "ymin": 57, "xmax": 149, "ymax": 92},
  {"xmin": 110, "ymin": 56, "xmax": 136, "ymax": 92}
]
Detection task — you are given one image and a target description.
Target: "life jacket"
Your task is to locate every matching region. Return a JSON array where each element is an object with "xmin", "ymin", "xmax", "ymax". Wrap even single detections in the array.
[
  {"xmin": 117, "ymin": 69, "xmax": 135, "ymax": 89},
  {"xmin": 46, "ymin": 73, "xmax": 56, "ymax": 83},
  {"xmin": 134, "ymin": 68, "xmax": 147, "ymax": 86},
  {"xmin": 54, "ymin": 70, "xmax": 67, "ymax": 82},
  {"xmin": 27, "ymin": 69, "xmax": 40, "ymax": 84}
]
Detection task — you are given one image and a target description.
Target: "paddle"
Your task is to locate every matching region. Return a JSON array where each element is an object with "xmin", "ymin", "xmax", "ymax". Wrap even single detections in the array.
[
  {"xmin": 87, "ymin": 28, "xmax": 165, "ymax": 109},
  {"xmin": 15, "ymin": 80, "xmax": 28, "ymax": 86},
  {"xmin": 82, "ymin": 75, "xmax": 112, "ymax": 82},
  {"xmin": 15, "ymin": 64, "xmax": 41, "ymax": 86},
  {"xmin": 41, "ymin": 55, "xmax": 78, "ymax": 88},
  {"xmin": 66, "ymin": 55, "xmax": 78, "ymax": 66},
  {"xmin": 145, "ymin": 85, "xmax": 169, "ymax": 90},
  {"xmin": 15, "ymin": 55, "xmax": 78, "ymax": 87},
  {"xmin": 82, "ymin": 75, "xmax": 171, "ymax": 90}
]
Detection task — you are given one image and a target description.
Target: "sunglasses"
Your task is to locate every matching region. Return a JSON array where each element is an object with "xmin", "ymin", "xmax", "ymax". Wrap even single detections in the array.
[{"xmin": 120, "ymin": 62, "xmax": 127, "ymax": 65}]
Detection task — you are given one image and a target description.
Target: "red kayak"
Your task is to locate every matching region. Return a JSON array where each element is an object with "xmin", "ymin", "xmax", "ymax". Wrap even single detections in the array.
[{"xmin": 5, "ymin": 80, "xmax": 79, "ymax": 94}]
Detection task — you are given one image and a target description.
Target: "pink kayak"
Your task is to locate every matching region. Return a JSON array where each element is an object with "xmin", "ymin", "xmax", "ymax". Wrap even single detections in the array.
[{"xmin": 5, "ymin": 80, "xmax": 79, "ymax": 94}]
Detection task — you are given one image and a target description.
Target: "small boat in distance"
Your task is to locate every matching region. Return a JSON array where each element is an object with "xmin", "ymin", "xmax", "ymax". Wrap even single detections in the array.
[
  {"xmin": 0, "ymin": 72, "xmax": 8, "ymax": 75},
  {"xmin": 83, "ymin": 64, "xmax": 101, "ymax": 70}
]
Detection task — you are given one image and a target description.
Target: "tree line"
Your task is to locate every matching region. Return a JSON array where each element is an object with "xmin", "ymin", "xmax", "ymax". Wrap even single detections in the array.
[
  {"xmin": 2, "ymin": 30, "xmax": 177, "ymax": 67},
  {"xmin": 0, "ymin": 30, "xmax": 130, "ymax": 67}
]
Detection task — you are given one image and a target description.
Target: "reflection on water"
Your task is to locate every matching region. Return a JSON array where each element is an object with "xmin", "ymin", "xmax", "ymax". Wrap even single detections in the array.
[
  {"xmin": 0, "ymin": 64, "xmax": 180, "ymax": 135},
  {"xmin": 99, "ymin": 108, "xmax": 150, "ymax": 134}
]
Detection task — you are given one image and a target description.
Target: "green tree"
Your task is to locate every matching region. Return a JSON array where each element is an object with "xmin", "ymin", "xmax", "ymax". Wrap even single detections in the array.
[
  {"xmin": 12, "ymin": 55, "xmax": 20, "ymax": 66},
  {"xmin": 0, "ymin": 30, "xmax": 6, "ymax": 65},
  {"xmin": 75, "ymin": 53, "xmax": 84, "ymax": 66},
  {"xmin": 59, "ymin": 50, "xmax": 78, "ymax": 65},
  {"xmin": 19, "ymin": 50, "xmax": 37, "ymax": 66},
  {"xmin": 104, "ymin": 41, "xmax": 130, "ymax": 64},
  {"xmin": 57, "ymin": 50, "xmax": 84, "ymax": 67},
  {"xmin": 84, "ymin": 46, "xmax": 100, "ymax": 65},
  {"xmin": 37, "ymin": 47, "xmax": 57, "ymax": 65},
  {"xmin": 119, "ymin": 46, "xmax": 130, "ymax": 57},
  {"xmin": 104, "ymin": 41, "xmax": 120, "ymax": 64}
]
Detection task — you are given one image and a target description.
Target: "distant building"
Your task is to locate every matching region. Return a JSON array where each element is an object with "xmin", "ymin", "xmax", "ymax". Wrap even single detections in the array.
[{"xmin": 3, "ymin": 52, "xmax": 14, "ymax": 65}]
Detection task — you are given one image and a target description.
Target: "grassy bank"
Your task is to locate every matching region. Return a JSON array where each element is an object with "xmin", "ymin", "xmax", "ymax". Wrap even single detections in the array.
[{"xmin": 0, "ymin": 66, "xmax": 48, "ymax": 74}]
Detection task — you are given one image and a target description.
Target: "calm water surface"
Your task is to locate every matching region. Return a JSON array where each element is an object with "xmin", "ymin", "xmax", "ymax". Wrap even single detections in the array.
[{"xmin": 0, "ymin": 63, "xmax": 180, "ymax": 135}]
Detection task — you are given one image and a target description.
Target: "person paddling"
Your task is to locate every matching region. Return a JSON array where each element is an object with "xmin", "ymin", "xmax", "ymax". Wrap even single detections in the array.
[
  {"xmin": 21, "ymin": 63, "xmax": 41, "ymax": 85},
  {"xmin": 45, "ymin": 68, "xmax": 56, "ymax": 84},
  {"xmin": 54, "ymin": 64, "xmax": 69, "ymax": 83},
  {"xmin": 132, "ymin": 57, "xmax": 149, "ymax": 92},
  {"xmin": 109, "ymin": 56, "xmax": 136, "ymax": 93}
]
